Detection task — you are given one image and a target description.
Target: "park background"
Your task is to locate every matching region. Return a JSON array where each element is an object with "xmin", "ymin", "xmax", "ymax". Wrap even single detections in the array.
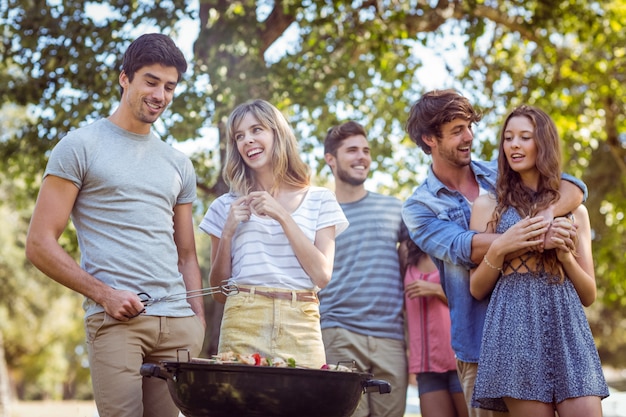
[{"xmin": 0, "ymin": 0, "xmax": 625, "ymax": 414}]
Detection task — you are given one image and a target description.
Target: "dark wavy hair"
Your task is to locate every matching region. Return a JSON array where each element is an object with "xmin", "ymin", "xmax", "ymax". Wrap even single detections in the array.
[
  {"xmin": 406, "ymin": 89, "xmax": 482, "ymax": 155},
  {"xmin": 405, "ymin": 238, "xmax": 428, "ymax": 266},
  {"xmin": 494, "ymin": 105, "xmax": 561, "ymax": 220},
  {"xmin": 492, "ymin": 105, "xmax": 564, "ymax": 279},
  {"xmin": 119, "ymin": 33, "xmax": 187, "ymax": 96}
]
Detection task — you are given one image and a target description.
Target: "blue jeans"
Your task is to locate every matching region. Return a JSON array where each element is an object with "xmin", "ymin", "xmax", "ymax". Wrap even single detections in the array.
[{"xmin": 417, "ymin": 370, "xmax": 463, "ymax": 395}]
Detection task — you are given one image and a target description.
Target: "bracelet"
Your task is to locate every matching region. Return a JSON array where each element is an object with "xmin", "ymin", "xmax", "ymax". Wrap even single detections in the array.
[{"xmin": 483, "ymin": 255, "xmax": 502, "ymax": 272}]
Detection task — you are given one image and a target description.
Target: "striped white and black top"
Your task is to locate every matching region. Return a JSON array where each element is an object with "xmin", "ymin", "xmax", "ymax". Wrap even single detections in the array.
[{"xmin": 199, "ymin": 186, "xmax": 348, "ymax": 290}]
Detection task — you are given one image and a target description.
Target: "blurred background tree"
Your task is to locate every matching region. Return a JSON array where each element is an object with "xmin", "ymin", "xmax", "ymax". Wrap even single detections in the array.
[{"xmin": 0, "ymin": 0, "xmax": 624, "ymax": 401}]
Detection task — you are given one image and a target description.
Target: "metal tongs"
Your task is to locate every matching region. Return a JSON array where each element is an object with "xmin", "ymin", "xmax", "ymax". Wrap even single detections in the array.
[{"xmin": 138, "ymin": 281, "xmax": 239, "ymax": 307}]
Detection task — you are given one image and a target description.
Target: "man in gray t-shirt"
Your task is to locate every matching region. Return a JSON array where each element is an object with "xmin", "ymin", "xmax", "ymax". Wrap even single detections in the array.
[
  {"xmin": 25, "ymin": 34, "xmax": 205, "ymax": 417},
  {"xmin": 320, "ymin": 121, "xmax": 408, "ymax": 417}
]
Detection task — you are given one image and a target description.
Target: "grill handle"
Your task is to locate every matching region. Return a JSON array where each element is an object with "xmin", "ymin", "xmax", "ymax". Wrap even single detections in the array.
[
  {"xmin": 140, "ymin": 363, "xmax": 171, "ymax": 381},
  {"xmin": 362, "ymin": 379, "xmax": 392, "ymax": 394}
]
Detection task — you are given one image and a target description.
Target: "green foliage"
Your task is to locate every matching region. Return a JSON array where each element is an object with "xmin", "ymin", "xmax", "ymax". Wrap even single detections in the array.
[
  {"xmin": 459, "ymin": 0, "xmax": 626, "ymax": 365},
  {"xmin": 0, "ymin": 0, "xmax": 625, "ymax": 399},
  {"xmin": 0, "ymin": 189, "xmax": 90, "ymax": 400},
  {"xmin": 0, "ymin": 0, "xmax": 202, "ymax": 206}
]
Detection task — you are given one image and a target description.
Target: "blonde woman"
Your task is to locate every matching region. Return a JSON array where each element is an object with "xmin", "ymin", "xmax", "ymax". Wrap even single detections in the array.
[{"xmin": 200, "ymin": 99, "xmax": 348, "ymax": 368}]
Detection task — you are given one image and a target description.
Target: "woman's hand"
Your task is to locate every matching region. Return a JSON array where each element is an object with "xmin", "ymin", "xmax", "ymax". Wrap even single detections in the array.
[
  {"xmin": 246, "ymin": 191, "xmax": 287, "ymax": 221},
  {"xmin": 404, "ymin": 280, "xmax": 441, "ymax": 298},
  {"xmin": 494, "ymin": 215, "xmax": 550, "ymax": 256},
  {"xmin": 222, "ymin": 196, "xmax": 251, "ymax": 239}
]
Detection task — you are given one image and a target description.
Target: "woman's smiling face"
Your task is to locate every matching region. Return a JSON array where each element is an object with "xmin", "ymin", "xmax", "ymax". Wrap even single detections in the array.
[
  {"xmin": 234, "ymin": 112, "xmax": 275, "ymax": 170},
  {"xmin": 503, "ymin": 115, "xmax": 538, "ymax": 176}
]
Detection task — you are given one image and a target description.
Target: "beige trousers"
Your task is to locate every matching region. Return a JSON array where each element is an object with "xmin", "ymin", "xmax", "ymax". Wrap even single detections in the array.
[
  {"xmin": 85, "ymin": 313, "xmax": 204, "ymax": 417},
  {"xmin": 457, "ymin": 359, "xmax": 509, "ymax": 417},
  {"xmin": 322, "ymin": 327, "xmax": 408, "ymax": 417}
]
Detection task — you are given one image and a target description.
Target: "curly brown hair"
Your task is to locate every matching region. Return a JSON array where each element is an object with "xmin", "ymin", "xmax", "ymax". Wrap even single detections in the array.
[{"xmin": 492, "ymin": 105, "xmax": 565, "ymax": 279}]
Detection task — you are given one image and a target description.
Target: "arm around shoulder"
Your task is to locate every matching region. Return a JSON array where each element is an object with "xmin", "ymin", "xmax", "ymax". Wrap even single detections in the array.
[
  {"xmin": 557, "ymin": 204, "xmax": 597, "ymax": 307},
  {"xmin": 469, "ymin": 194, "xmax": 498, "ymax": 265},
  {"xmin": 468, "ymin": 194, "xmax": 501, "ymax": 300},
  {"xmin": 552, "ymin": 175, "xmax": 586, "ymax": 218},
  {"xmin": 403, "ymin": 195, "xmax": 477, "ymax": 268}
]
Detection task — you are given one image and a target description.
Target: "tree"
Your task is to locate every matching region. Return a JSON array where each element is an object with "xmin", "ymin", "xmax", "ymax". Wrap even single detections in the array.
[
  {"xmin": 454, "ymin": 0, "xmax": 626, "ymax": 365},
  {"xmin": 0, "ymin": 182, "xmax": 91, "ymax": 400},
  {"xmin": 0, "ymin": 0, "xmax": 624, "ymax": 399}
]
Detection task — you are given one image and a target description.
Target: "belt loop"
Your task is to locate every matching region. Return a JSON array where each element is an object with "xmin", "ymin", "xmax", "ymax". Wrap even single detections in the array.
[
  {"xmin": 161, "ymin": 316, "xmax": 170, "ymax": 335},
  {"xmin": 250, "ymin": 286, "xmax": 256, "ymax": 299},
  {"xmin": 291, "ymin": 290, "xmax": 297, "ymax": 307}
]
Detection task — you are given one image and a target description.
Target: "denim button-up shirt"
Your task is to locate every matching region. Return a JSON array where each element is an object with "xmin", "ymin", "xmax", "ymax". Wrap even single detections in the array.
[
  {"xmin": 402, "ymin": 159, "xmax": 587, "ymax": 363},
  {"xmin": 402, "ymin": 160, "xmax": 498, "ymax": 363}
]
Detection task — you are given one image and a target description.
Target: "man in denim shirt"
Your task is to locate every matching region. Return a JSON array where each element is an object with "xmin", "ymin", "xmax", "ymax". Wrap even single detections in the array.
[{"xmin": 402, "ymin": 89, "xmax": 586, "ymax": 417}]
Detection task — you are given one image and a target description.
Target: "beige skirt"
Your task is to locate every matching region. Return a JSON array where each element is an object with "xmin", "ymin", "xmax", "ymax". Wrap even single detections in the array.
[{"xmin": 218, "ymin": 285, "xmax": 326, "ymax": 369}]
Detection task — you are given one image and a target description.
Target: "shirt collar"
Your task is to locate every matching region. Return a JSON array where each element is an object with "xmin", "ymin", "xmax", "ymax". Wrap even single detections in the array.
[{"xmin": 424, "ymin": 159, "xmax": 496, "ymax": 195}]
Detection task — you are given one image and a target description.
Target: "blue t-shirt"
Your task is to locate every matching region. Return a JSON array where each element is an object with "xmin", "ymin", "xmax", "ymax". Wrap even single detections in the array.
[{"xmin": 319, "ymin": 192, "xmax": 408, "ymax": 341}]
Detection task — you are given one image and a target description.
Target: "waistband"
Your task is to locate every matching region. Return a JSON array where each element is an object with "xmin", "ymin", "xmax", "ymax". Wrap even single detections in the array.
[{"xmin": 237, "ymin": 286, "xmax": 319, "ymax": 303}]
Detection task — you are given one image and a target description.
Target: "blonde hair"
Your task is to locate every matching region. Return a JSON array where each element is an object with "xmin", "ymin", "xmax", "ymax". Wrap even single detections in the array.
[{"xmin": 223, "ymin": 99, "xmax": 310, "ymax": 196}]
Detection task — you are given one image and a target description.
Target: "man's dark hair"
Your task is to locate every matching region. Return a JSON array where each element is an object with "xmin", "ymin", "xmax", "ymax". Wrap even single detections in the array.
[
  {"xmin": 119, "ymin": 33, "xmax": 187, "ymax": 95},
  {"xmin": 406, "ymin": 89, "xmax": 482, "ymax": 155},
  {"xmin": 324, "ymin": 121, "xmax": 368, "ymax": 156}
]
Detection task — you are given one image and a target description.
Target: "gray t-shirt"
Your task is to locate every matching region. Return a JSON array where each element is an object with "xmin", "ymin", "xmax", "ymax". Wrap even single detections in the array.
[
  {"xmin": 319, "ymin": 192, "xmax": 408, "ymax": 340},
  {"xmin": 45, "ymin": 118, "xmax": 197, "ymax": 318}
]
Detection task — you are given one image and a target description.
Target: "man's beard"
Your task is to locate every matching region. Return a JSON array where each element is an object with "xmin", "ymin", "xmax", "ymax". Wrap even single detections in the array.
[
  {"xmin": 437, "ymin": 143, "xmax": 472, "ymax": 168},
  {"xmin": 336, "ymin": 164, "xmax": 367, "ymax": 186}
]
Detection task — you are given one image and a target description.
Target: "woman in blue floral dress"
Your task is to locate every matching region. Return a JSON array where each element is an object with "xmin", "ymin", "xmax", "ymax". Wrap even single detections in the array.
[{"xmin": 468, "ymin": 105, "xmax": 609, "ymax": 417}]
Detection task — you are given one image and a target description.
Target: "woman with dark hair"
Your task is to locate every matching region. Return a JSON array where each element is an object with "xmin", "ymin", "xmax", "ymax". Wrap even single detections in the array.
[
  {"xmin": 469, "ymin": 105, "xmax": 609, "ymax": 416},
  {"xmin": 400, "ymin": 238, "xmax": 468, "ymax": 417}
]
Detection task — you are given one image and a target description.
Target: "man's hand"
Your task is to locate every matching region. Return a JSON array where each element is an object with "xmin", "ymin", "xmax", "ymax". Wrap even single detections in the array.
[
  {"xmin": 545, "ymin": 216, "xmax": 578, "ymax": 252},
  {"xmin": 100, "ymin": 289, "xmax": 146, "ymax": 321}
]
